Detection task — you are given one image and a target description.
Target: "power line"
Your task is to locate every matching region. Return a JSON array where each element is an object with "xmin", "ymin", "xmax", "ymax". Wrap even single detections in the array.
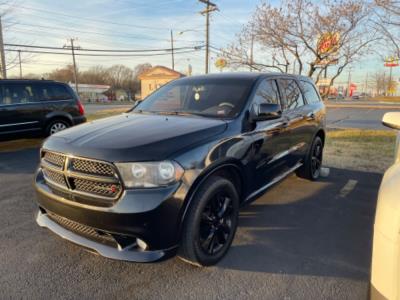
[
  {"xmin": 5, "ymin": 48, "xmax": 203, "ymax": 57},
  {"xmin": 0, "ymin": 3, "xmax": 169, "ymax": 31},
  {"xmin": 8, "ymin": 22, "xmax": 168, "ymax": 41},
  {"xmin": 4, "ymin": 43, "xmax": 202, "ymax": 53}
]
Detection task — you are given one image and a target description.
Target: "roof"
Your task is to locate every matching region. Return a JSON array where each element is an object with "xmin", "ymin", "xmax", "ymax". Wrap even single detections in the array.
[
  {"xmin": 138, "ymin": 66, "xmax": 185, "ymax": 80},
  {"xmin": 178, "ymin": 72, "xmax": 313, "ymax": 82},
  {"xmin": 0, "ymin": 78, "xmax": 55, "ymax": 82}
]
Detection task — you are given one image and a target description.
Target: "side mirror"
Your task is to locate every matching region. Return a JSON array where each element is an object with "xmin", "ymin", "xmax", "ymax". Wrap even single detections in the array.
[
  {"xmin": 251, "ymin": 103, "xmax": 282, "ymax": 122},
  {"xmin": 382, "ymin": 112, "xmax": 400, "ymax": 130}
]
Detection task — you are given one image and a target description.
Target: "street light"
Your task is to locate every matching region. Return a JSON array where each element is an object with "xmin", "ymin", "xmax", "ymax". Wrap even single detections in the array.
[{"xmin": 170, "ymin": 29, "xmax": 204, "ymax": 71}]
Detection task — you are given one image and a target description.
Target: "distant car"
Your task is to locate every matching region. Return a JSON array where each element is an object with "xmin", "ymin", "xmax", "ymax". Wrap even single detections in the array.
[
  {"xmin": 370, "ymin": 112, "xmax": 400, "ymax": 300},
  {"xmin": 0, "ymin": 79, "xmax": 86, "ymax": 137},
  {"xmin": 352, "ymin": 93, "xmax": 360, "ymax": 100},
  {"xmin": 34, "ymin": 73, "xmax": 326, "ymax": 266}
]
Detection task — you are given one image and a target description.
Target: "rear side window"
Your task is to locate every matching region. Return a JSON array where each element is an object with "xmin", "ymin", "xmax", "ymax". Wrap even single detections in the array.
[
  {"xmin": 252, "ymin": 79, "xmax": 281, "ymax": 106},
  {"xmin": 300, "ymin": 81, "xmax": 321, "ymax": 104},
  {"xmin": 2, "ymin": 83, "xmax": 37, "ymax": 104},
  {"xmin": 278, "ymin": 79, "xmax": 305, "ymax": 110},
  {"xmin": 37, "ymin": 84, "xmax": 73, "ymax": 101}
]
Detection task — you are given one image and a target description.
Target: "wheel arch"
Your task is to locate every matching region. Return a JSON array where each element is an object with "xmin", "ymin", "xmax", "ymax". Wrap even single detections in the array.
[
  {"xmin": 315, "ymin": 128, "xmax": 326, "ymax": 146},
  {"xmin": 177, "ymin": 160, "xmax": 246, "ymax": 237},
  {"xmin": 44, "ymin": 113, "xmax": 73, "ymax": 128}
]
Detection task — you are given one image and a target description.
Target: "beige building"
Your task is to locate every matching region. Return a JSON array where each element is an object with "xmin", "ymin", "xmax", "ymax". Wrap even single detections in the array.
[{"xmin": 138, "ymin": 66, "xmax": 185, "ymax": 99}]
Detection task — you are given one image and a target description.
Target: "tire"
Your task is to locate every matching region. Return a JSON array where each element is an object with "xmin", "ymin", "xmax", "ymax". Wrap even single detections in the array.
[
  {"xmin": 46, "ymin": 119, "xmax": 70, "ymax": 136},
  {"xmin": 179, "ymin": 176, "xmax": 239, "ymax": 267},
  {"xmin": 297, "ymin": 136, "xmax": 324, "ymax": 181}
]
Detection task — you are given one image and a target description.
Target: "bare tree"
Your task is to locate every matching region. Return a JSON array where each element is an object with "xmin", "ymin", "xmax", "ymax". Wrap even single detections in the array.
[
  {"xmin": 107, "ymin": 64, "xmax": 135, "ymax": 91},
  {"xmin": 222, "ymin": 0, "xmax": 378, "ymax": 97},
  {"xmin": 46, "ymin": 65, "xmax": 76, "ymax": 83},
  {"xmin": 221, "ymin": 26, "xmax": 286, "ymax": 73},
  {"xmin": 370, "ymin": 71, "xmax": 397, "ymax": 95},
  {"xmin": 80, "ymin": 65, "xmax": 108, "ymax": 85},
  {"xmin": 374, "ymin": 0, "xmax": 400, "ymax": 56}
]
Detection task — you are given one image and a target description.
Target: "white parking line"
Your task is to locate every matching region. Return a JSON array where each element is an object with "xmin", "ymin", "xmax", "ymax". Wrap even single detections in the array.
[{"xmin": 339, "ymin": 179, "xmax": 358, "ymax": 198}]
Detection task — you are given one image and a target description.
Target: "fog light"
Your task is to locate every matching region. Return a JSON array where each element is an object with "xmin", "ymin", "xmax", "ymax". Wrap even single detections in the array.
[{"xmin": 137, "ymin": 238, "xmax": 148, "ymax": 250}]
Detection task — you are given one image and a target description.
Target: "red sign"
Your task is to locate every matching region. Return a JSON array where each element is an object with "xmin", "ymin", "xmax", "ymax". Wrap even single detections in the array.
[
  {"xmin": 384, "ymin": 57, "xmax": 399, "ymax": 67},
  {"xmin": 349, "ymin": 83, "xmax": 357, "ymax": 97},
  {"xmin": 385, "ymin": 62, "xmax": 399, "ymax": 67},
  {"xmin": 318, "ymin": 33, "xmax": 340, "ymax": 55}
]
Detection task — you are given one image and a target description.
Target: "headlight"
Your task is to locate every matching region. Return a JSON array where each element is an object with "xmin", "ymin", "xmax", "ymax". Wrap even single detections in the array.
[{"xmin": 115, "ymin": 161, "xmax": 184, "ymax": 188}]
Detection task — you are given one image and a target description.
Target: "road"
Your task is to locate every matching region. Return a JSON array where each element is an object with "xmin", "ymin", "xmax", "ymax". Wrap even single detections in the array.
[
  {"xmin": 0, "ymin": 147, "xmax": 380, "ymax": 299},
  {"xmin": 84, "ymin": 103, "xmax": 400, "ymax": 130},
  {"xmin": 326, "ymin": 107, "xmax": 400, "ymax": 130}
]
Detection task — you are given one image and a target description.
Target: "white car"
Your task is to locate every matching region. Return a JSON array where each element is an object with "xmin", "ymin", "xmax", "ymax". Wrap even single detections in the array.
[{"xmin": 371, "ymin": 112, "xmax": 400, "ymax": 300}]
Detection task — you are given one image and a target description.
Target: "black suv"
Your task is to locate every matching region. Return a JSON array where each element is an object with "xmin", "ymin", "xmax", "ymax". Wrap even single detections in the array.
[
  {"xmin": 0, "ymin": 79, "xmax": 86, "ymax": 137},
  {"xmin": 35, "ymin": 73, "xmax": 325, "ymax": 266}
]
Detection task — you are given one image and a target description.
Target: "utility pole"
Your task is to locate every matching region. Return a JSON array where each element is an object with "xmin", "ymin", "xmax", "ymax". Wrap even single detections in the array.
[
  {"xmin": 170, "ymin": 30, "xmax": 175, "ymax": 70},
  {"xmin": 199, "ymin": 0, "xmax": 218, "ymax": 74},
  {"xmin": 0, "ymin": 16, "xmax": 7, "ymax": 79},
  {"xmin": 250, "ymin": 33, "xmax": 254, "ymax": 72},
  {"xmin": 347, "ymin": 68, "xmax": 352, "ymax": 97},
  {"xmin": 18, "ymin": 50, "xmax": 22, "ymax": 78},
  {"xmin": 64, "ymin": 38, "xmax": 80, "ymax": 94},
  {"xmin": 364, "ymin": 72, "xmax": 369, "ymax": 95}
]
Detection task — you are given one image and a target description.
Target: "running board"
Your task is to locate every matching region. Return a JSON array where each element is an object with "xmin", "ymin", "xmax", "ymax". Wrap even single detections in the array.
[{"xmin": 245, "ymin": 162, "xmax": 303, "ymax": 202}]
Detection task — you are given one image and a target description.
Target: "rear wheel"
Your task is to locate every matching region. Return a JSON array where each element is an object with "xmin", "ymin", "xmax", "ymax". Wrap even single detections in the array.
[
  {"xmin": 46, "ymin": 119, "xmax": 69, "ymax": 136},
  {"xmin": 179, "ymin": 176, "xmax": 239, "ymax": 266},
  {"xmin": 297, "ymin": 136, "xmax": 323, "ymax": 181}
]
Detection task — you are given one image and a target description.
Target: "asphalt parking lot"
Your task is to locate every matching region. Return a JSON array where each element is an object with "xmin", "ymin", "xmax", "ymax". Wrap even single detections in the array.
[
  {"xmin": 327, "ymin": 106, "xmax": 400, "ymax": 130},
  {"xmin": 0, "ymin": 147, "xmax": 380, "ymax": 299}
]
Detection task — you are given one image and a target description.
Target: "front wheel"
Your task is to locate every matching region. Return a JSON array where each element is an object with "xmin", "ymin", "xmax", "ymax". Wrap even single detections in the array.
[
  {"xmin": 297, "ymin": 136, "xmax": 324, "ymax": 181},
  {"xmin": 179, "ymin": 176, "xmax": 239, "ymax": 267}
]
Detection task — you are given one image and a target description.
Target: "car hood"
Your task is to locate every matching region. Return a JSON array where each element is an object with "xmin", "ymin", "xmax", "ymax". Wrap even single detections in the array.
[{"xmin": 43, "ymin": 113, "xmax": 228, "ymax": 162}]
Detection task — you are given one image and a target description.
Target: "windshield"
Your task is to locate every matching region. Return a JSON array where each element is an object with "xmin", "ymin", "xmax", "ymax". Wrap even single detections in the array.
[{"xmin": 133, "ymin": 78, "xmax": 252, "ymax": 118}]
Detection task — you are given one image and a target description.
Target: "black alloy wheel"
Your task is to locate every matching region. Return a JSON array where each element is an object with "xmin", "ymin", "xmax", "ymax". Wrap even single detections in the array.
[
  {"xmin": 199, "ymin": 191, "xmax": 235, "ymax": 255},
  {"xmin": 297, "ymin": 136, "xmax": 324, "ymax": 181},
  {"xmin": 179, "ymin": 176, "xmax": 239, "ymax": 266},
  {"xmin": 310, "ymin": 138, "xmax": 323, "ymax": 179}
]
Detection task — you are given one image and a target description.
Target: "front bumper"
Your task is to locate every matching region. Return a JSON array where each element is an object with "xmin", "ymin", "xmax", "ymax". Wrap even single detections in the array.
[
  {"xmin": 36, "ymin": 210, "xmax": 177, "ymax": 262},
  {"xmin": 35, "ymin": 169, "xmax": 186, "ymax": 262}
]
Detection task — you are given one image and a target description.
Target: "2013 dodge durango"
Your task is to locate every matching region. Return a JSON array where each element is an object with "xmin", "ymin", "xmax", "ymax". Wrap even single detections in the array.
[{"xmin": 34, "ymin": 73, "xmax": 326, "ymax": 266}]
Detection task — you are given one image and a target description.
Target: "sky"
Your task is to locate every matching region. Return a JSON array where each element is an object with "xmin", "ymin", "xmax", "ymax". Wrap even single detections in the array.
[{"xmin": 1, "ymin": 0, "xmax": 397, "ymax": 87}]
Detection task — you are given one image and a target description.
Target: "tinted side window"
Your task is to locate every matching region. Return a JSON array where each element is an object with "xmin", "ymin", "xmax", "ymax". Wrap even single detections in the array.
[
  {"xmin": 253, "ymin": 79, "xmax": 280, "ymax": 106},
  {"xmin": 279, "ymin": 79, "xmax": 305, "ymax": 110},
  {"xmin": 300, "ymin": 81, "xmax": 321, "ymax": 104},
  {"xmin": 37, "ymin": 84, "xmax": 73, "ymax": 101},
  {"xmin": 2, "ymin": 84, "xmax": 37, "ymax": 104}
]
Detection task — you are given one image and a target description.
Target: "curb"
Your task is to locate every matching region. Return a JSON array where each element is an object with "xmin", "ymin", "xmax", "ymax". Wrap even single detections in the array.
[{"xmin": 326, "ymin": 104, "xmax": 400, "ymax": 110}]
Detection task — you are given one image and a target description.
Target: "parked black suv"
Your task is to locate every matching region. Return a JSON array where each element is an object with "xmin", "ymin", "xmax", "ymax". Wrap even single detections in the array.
[
  {"xmin": 0, "ymin": 79, "xmax": 86, "ymax": 137},
  {"xmin": 35, "ymin": 73, "xmax": 325, "ymax": 266}
]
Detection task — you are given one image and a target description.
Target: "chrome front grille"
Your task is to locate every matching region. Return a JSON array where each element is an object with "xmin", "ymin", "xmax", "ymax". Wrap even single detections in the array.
[
  {"xmin": 72, "ymin": 178, "xmax": 122, "ymax": 198},
  {"xmin": 43, "ymin": 151, "xmax": 65, "ymax": 169},
  {"xmin": 71, "ymin": 159, "xmax": 114, "ymax": 176},
  {"xmin": 43, "ymin": 168, "xmax": 67, "ymax": 186},
  {"xmin": 41, "ymin": 150, "xmax": 122, "ymax": 205}
]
